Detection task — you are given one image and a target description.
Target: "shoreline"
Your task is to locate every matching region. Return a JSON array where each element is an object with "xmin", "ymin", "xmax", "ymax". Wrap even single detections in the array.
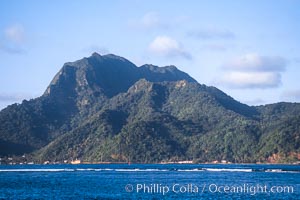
[{"xmin": 1, "ymin": 162, "xmax": 299, "ymax": 166}]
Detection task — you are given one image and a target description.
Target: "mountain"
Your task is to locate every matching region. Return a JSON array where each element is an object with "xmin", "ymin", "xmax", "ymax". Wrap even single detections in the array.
[{"xmin": 0, "ymin": 53, "xmax": 300, "ymax": 164}]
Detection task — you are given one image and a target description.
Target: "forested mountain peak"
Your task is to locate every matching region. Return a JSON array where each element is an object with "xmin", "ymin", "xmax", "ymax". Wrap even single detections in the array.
[{"xmin": 1, "ymin": 53, "xmax": 300, "ymax": 164}]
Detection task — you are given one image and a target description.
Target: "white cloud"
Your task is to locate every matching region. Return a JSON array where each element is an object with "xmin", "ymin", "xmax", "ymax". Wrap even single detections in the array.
[
  {"xmin": 223, "ymin": 53, "xmax": 287, "ymax": 72},
  {"xmin": 220, "ymin": 71, "xmax": 281, "ymax": 89},
  {"xmin": 217, "ymin": 53, "xmax": 287, "ymax": 89},
  {"xmin": 4, "ymin": 24, "xmax": 25, "ymax": 44},
  {"xmin": 148, "ymin": 36, "xmax": 191, "ymax": 59},
  {"xmin": 188, "ymin": 28, "xmax": 236, "ymax": 40}
]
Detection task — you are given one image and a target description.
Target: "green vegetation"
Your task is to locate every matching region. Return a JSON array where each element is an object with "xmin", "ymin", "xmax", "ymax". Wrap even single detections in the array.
[{"xmin": 1, "ymin": 53, "xmax": 300, "ymax": 164}]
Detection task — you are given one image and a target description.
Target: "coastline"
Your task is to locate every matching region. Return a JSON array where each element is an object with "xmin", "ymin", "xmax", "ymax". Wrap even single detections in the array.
[{"xmin": 1, "ymin": 160, "xmax": 299, "ymax": 166}]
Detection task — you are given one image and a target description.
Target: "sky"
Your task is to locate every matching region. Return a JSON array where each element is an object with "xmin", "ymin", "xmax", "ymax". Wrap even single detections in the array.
[{"xmin": 0, "ymin": 0, "xmax": 300, "ymax": 110}]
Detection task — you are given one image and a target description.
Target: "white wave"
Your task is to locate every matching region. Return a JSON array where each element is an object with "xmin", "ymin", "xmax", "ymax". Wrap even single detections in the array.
[
  {"xmin": 2, "ymin": 167, "xmax": 297, "ymax": 173},
  {"xmin": 203, "ymin": 168, "xmax": 252, "ymax": 172},
  {"xmin": 115, "ymin": 169, "xmax": 140, "ymax": 172},
  {"xmin": 265, "ymin": 169, "xmax": 282, "ymax": 173},
  {"xmin": 115, "ymin": 168, "xmax": 165, "ymax": 172},
  {"xmin": 0, "ymin": 168, "xmax": 171, "ymax": 172},
  {"xmin": 76, "ymin": 168, "xmax": 95, "ymax": 171},
  {"xmin": 265, "ymin": 169, "xmax": 299, "ymax": 173},
  {"xmin": 0, "ymin": 168, "xmax": 75, "ymax": 172},
  {"xmin": 177, "ymin": 169, "xmax": 204, "ymax": 172},
  {"xmin": 140, "ymin": 169, "xmax": 168, "ymax": 172}
]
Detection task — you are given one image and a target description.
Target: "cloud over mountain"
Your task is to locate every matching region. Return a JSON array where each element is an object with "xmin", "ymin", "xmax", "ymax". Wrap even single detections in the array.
[
  {"xmin": 223, "ymin": 53, "xmax": 287, "ymax": 72},
  {"xmin": 220, "ymin": 71, "xmax": 282, "ymax": 89},
  {"xmin": 218, "ymin": 53, "xmax": 287, "ymax": 89},
  {"xmin": 148, "ymin": 36, "xmax": 192, "ymax": 59}
]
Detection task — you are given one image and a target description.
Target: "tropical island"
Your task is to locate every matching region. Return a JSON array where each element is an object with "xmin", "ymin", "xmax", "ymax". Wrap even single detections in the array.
[{"xmin": 0, "ymin": 53, "xmax": 299, "ymax": 164}]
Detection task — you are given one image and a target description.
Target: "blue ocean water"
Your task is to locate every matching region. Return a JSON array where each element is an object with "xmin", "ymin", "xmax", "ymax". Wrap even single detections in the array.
[{"xmin": 0, "ymin": 164, "xmax": 299, "ymax": 199}]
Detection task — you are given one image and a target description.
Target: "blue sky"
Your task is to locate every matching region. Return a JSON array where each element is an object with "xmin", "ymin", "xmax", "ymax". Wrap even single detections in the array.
[{"xmin": 0, "ymin": 0, "xmax": 300, "ymax": 110}]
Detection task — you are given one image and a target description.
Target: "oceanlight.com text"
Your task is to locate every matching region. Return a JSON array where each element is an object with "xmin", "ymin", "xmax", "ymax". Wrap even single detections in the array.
[{"xmin": 125, "ymin": 183, "xmax": 294, "ymax": 196}]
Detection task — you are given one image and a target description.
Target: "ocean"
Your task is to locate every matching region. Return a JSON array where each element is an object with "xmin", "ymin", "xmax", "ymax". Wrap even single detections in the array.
[{"xmin": 0, "ymin": 164, "xmax": 299, "ymax": 199}]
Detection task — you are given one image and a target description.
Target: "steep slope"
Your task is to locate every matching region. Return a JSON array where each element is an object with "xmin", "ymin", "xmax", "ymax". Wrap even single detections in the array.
[
  {"xmin": 36, "ymin": 80, "xmax": 262, "ymax": 163},
  {"xmin": 255, "ymin": 103, "xmax": 300, "ymax": 162},
  {"xmin": 1, "ymin": 53, "xmax": 300, "ymax": 164},
  {"xmin": 0, "ymin": 53, "xmax": 198, "ymax": 156}
]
